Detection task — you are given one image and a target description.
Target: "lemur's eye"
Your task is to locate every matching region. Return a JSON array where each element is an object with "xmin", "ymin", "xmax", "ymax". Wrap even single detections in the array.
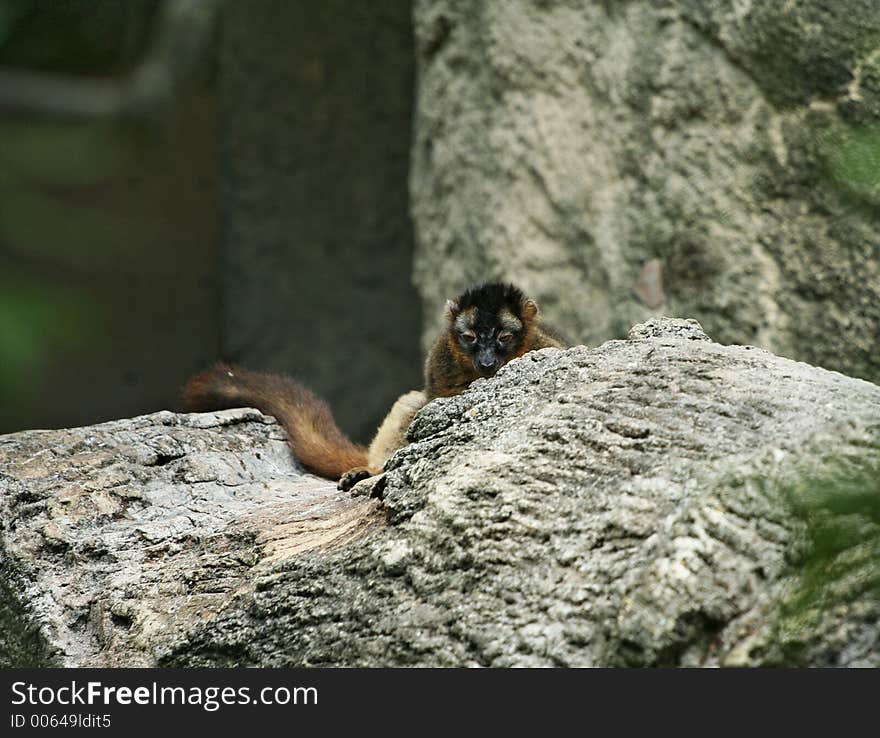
[
  {"xmin": 461, "ymin": 331, "xmax": 477, "ymax": 344},
  {"xmin": 497, "ymin": 332, "xmax": 513, "ymax": 343}
]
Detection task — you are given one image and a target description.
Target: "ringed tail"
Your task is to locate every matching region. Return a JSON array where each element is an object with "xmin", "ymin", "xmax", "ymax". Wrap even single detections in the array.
[{"xmin": 181, "ymin": 363, "xmax": 367, "ymax": 480}]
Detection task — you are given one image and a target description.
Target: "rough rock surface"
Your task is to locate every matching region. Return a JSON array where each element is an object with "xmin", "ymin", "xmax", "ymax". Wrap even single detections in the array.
[
  {"xmin": 0, "ymin": 408, "xmax": 381, "ymax": 667},
  {"xmin": 2, "ymin": 319, "xmax": 878, "ymax": 667},
  {"xmin": 410, "ymin": 0, "xmax": 880, "ymax": 386}
]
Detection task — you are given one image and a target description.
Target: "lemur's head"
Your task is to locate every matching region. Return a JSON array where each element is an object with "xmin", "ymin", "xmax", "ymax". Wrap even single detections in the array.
[{"xmin": 444, "ymin": 282, "xmax": 539, "ymax": 377}]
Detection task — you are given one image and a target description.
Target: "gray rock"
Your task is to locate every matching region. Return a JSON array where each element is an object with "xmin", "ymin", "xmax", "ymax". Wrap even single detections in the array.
[
  {"xmin": 410, "ymin": 0, "xmax": 880, "ymax": 387},
  {"xmin": 3, "ymin": 319, "xmax": 878, "ymax": 666},
  {"xmin": 0, "ymin": 408, "xmax": 382, "ymax": 666}
]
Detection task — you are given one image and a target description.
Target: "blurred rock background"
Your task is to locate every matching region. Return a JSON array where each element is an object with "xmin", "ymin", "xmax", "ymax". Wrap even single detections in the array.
[
  {"xmin": 0, "ymin": 0, "xmax": 877, "ymax": 440},
  {"xmin": 411, "ymin": 0, "xmax": 880, "ymax": 373}
]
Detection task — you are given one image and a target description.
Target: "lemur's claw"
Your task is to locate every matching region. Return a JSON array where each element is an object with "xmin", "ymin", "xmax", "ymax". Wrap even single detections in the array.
[{"xmin": 338, "ymin": 467, "xmax": 372, "ymax": 491}]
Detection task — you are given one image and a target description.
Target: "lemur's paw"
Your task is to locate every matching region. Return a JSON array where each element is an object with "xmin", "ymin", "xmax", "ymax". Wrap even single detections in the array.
[{"xmin": 338, "ymin": 467, "xmax": 372, "ymax": 491}]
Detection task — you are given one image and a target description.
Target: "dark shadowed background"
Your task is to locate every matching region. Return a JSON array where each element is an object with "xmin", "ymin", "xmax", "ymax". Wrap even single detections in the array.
[{"xmin": 0, "ymin": 0, "xmax": 421, "ymax": 442}]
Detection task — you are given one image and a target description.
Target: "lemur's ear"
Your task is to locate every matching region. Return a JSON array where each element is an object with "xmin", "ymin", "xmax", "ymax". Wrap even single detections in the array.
[
  {"xmin": 521, "ymin": 298, "xmax": 538, "ymax": 321},
  {"xmin": 444, "ymin": 299, "xmax": 460, "ymax": 322}
]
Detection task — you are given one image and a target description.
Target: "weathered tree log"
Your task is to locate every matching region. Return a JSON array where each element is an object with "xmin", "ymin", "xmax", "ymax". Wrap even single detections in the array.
[
  {"xmin": 1, "ymin": 319, "xmax": 879, "ymax": 666},
  {"xmin": 0, "ymin": 408, "xmax": 382, "ymax": 667}
]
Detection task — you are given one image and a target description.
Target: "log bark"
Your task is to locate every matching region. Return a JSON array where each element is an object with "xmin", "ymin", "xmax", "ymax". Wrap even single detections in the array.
[{"xmin": 1, "ymin": 319, "xmax": 879, "ymax": 666}]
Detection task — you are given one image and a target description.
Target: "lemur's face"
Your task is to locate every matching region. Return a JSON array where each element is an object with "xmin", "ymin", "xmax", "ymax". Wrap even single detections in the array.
[
  {"xmin": 446, "ymin": 296, "xmax": 538, "ymax": 377},
  {"xmin": 452, "ymin": 307, "xmax": 519, "ymax": 376}
]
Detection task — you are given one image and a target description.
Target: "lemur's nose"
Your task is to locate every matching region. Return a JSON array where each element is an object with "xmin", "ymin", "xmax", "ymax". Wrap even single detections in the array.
[{"xmin": 477, "ymin": 358, "xmax": 497, "ymax": 373}]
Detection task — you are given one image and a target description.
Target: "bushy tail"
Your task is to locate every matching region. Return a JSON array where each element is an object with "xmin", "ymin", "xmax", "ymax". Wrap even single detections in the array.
[{"xmin": 181, "ymin": 363, "xmax": 367, "ymax": 480}]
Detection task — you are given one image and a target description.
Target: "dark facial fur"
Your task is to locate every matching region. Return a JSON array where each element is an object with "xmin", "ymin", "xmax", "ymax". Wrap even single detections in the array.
[{"xmin": 445, "ymin": 282, "xmax": 538, "ymax": 377}]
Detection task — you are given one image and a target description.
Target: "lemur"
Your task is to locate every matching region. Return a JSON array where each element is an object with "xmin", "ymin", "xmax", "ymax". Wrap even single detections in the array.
[{"xmin": 181, "ymin": 282, "xmax": 569, "ymax": 491}]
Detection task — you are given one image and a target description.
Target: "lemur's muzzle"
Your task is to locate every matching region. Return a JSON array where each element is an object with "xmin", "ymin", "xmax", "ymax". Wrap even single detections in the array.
[{"xmin": 475, "ymin": 352, "xmax": 501, "ymax": 375}]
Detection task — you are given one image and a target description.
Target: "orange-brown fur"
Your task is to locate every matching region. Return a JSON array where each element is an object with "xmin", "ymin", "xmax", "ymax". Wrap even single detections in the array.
[
  {"xmin": 424, "ymin": 334, "xmax": 479, "ymax": 399},
  {"xmin": 182, "ymin": 364, "xmax": 367, "ymax": 480}
]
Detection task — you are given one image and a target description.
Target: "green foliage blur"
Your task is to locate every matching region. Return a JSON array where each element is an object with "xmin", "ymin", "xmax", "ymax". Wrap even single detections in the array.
[
  {"xmin": 0, "ymin": 118, "xmax": 126, "ymax": 415},
  {"xmin": 772, "ymin": 460, "xmax": 880, "ymax": 663},
  {"xmin": 0, "ymin": 1, "xmax": 151, "ymax": 421},
  {"xmin": 821, "ymin": 124, "xmax": 880, "ymax": 208},
  {"xmin": 0, "ymin": 277, "xmax": 95, "ymax": 405},
  {"xmin": 791, "ymin": 465, "xmax": 880, "ymax": 603}
]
